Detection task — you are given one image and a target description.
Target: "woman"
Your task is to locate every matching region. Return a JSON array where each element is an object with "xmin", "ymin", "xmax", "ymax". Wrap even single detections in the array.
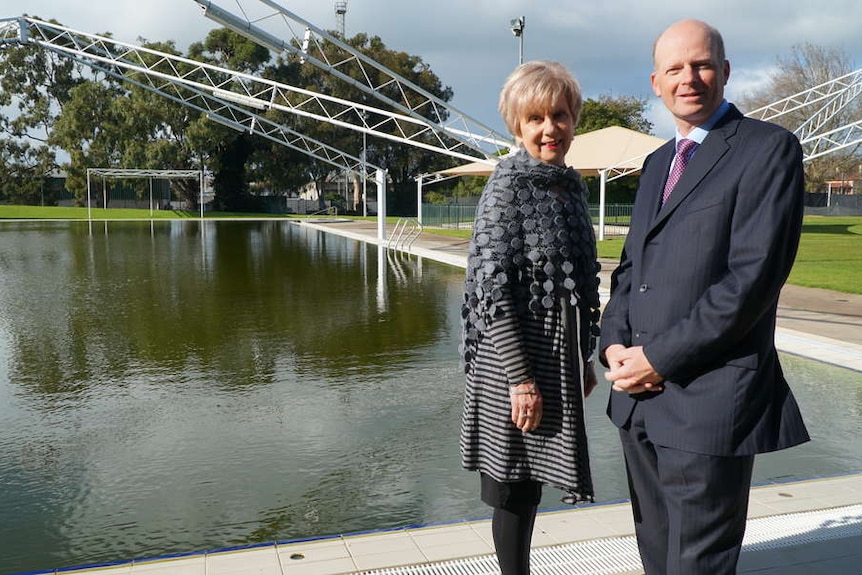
[{"xmin": 459, "ymin": 60, "xmax": 601, "ymax": 575}]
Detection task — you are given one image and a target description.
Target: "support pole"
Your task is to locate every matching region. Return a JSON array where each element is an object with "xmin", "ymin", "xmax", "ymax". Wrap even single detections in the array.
[
  {"xmin": 416, "ymin": 175, "xmax": 424, "ymax": 225},
  {"xmin": 598, "ymin": 170, "xmax": 607, "ymax": 241},
  {"xmin": 376, "ymin": 169, "xmax": 387, "ymax": 241},
  {"xmin": 86, "ymin": 169, "xmax": 92, "ymax": 222}
]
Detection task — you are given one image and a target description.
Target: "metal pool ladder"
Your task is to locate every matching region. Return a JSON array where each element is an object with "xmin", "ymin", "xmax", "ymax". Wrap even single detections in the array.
[{"xmin": 387, "ymin": 217, "xmax": 423, "ymax": 251}]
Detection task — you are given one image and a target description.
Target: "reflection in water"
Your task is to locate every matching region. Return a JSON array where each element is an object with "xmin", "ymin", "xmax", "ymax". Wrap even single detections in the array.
[{"xmin": 0, "ymin": 220, "xmax": 858, "ymax": 573}]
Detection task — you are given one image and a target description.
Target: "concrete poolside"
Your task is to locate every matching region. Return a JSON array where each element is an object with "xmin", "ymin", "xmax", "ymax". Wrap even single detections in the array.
[
  {"xmin": 38, "ymin": 473, "xmax": 862, "ymax": 575},
  {"xmin": 36, "ymin": 219, "xmax": 862, "ymax": 575}
]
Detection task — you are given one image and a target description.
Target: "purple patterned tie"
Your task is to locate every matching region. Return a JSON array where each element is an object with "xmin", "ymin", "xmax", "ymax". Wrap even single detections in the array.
[{"xmin": 662, "ymin": 138, "xmax": 698, "ymax": 205}]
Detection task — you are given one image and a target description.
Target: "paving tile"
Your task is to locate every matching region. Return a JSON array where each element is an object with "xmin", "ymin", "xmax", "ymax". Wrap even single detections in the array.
[
  {"xmin": 276, "ymin": 539, "xmax": 350, "ymax": 562},
  {"xmin": 344, "ymin": 531, "xmax": 419, "ymax": 556},
  {"xmin": 739, "ymin": 547, "xmax": 800, "ymax": 572},
  {"xmin": 408, "ymin": 524, "xmax": 493, "ymax": 561},
  {"xmin": 420, "ymin": 540, "xmax": 494, "ymax": 562},
  {"xmin": 468, "ymin": 520, "xmax": 494, "ymax": 547},
  {"xmin": 64, "ymin": 565, "xmax": 133, "ymax": 575},
  {"xmin": 527, "ymin": 529, "xmax": 555, "ymax": 548},
  {"xmin": 537, "ymin": 511, "xmax": 616, "ymax": 543},
  {"xmin": 351, "ymin": 548, "xmax": 427, "ymax": 571},
  {"xmin": 582, "ymin": 505, "xmax": 637, "ymax": 536},
  {"xmin": 130, "ymin": 556, "xmax": 205, "ymax": 575},
  {"xmin": 206, "ymin": 546, "xmax": 282, "ymax": 575},
  {"xmin": 280, "ymin": 557, "xmax": 356, "ymax": 575},
  {"xmin": 746, "ymin": 499, "xmax": 779, "ymax": 519},
  {"xmin": 407, "ymin": 524, "xmax": 478, "ymax": 548}
]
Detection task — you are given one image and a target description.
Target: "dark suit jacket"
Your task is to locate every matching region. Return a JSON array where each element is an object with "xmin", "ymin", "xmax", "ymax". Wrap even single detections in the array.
[{"xmin": 601, "ymin": 104, "xmax": 810, "ymax": 456}]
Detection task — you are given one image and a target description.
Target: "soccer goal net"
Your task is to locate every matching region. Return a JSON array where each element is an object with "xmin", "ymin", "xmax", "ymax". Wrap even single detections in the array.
[{"xmin": 85, "ymin": 168, "xmax": 206, "ymax": 218}]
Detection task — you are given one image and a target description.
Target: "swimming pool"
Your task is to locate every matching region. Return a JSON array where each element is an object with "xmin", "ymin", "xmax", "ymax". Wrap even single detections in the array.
[{"xmin": 0, "ymin": 220, "xmax": 857, "ymax": 574}]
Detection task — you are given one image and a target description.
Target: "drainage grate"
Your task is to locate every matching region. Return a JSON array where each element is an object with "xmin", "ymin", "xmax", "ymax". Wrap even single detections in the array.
[
  {"xmin": 743, "ymin": 503, "xmax": 862, "ymax": 551},
  {"xmin": 358, "ymin": 536, "xmax": 643, "ymax": 575},
  {"xmin": 359, "ymin": 504, "xmax": 862, "ymax": 575}
]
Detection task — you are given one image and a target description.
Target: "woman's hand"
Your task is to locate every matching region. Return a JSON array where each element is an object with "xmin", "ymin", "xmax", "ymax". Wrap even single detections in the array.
[{"xmin": 510, "ymin": 380, "xmax": 543, "ymax": 432}]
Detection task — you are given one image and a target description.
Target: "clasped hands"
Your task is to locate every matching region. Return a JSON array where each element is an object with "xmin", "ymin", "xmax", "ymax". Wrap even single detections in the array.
[{"xmin": 603, "ymin": 344, "xmax": 665, "ymax": 395}]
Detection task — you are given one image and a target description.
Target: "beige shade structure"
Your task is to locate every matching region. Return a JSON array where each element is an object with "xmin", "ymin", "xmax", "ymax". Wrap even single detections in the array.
[
  {"xmin": 566, "ymin": 125, "xmax": 667, "ymax": 176},
  {"xmin": 435, "ymin": 159, "xmax": 498, "ymax": 176},
  {"xmin": 435, "ymin": 125, "xmax": 667, "ymax": 177}
]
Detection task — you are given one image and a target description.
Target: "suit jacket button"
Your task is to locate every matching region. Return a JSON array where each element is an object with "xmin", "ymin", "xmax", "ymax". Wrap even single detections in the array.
[{"xmin": 639, "ymin": 284, "xmax": 648, "ymax": 292}]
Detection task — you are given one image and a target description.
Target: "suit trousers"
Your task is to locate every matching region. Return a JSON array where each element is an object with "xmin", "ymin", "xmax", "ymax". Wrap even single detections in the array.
[{"xmin": 619, "ymin": 402, "xmax": 755, "ymax": 575}]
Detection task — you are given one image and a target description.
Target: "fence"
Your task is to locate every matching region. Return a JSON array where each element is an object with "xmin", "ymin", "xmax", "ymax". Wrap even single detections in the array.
[
  {"xmin": 421, "ymin": 203, "xmax": 477, "ymax": 230},
  {"xmin": 421, "ymin": 203, "xmax": 634, "ymax": 238},
  {"xmin": 804, "ymin": 193, "xmax": 862, "ymax": 216}
]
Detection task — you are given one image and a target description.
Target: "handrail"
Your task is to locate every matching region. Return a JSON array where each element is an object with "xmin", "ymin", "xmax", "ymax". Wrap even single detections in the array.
[
  {"xmin": 387, "ymin": 217, "xmax": 423, "ymax": 251},
  {"xmin": 305, "ymin": 206, "xmax": 338, "ymax": 218}
]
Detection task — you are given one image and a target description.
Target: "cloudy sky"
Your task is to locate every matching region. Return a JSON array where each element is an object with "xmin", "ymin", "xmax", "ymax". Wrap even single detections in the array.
[{"xmin": 6, "ymin": 0, "xmax": 862, "ymax": 141}]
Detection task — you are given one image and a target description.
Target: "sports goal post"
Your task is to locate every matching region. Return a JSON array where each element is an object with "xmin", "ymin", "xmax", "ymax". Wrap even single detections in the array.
[{"xmin": 85, "ymin": 168, "xmax": 205, "ymax": 219}]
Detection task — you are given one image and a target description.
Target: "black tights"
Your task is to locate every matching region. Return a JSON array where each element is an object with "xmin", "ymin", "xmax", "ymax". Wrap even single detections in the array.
[{"xmin": 491, "ymin": 504, "xmax": 538, "ymax": 575}]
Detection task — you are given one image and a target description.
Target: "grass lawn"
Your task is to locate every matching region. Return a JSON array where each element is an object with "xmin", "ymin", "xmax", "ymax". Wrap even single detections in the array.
[
  {"xmin": 1, "ymin": 206, "xmax": 859, "ymax": 294},
  {"xmin": 0, "ymin": 205, "xmax": 283, "ymax": 220},
  {"xmin": 424, "ymin": 216, "xmax": 862, "ymax": 295},
  {"xmin": 790, "ymin": 216, "xmax": 862, "ymax": 294}
]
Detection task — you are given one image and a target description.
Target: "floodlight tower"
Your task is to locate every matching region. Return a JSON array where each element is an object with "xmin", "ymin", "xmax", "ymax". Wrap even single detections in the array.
[
  {"xmin": 335, "ymin": 1, "xmax": 347, "ymax": 38},
  {"xmin": 510, "ymin": 16, "xmax": 525, "ymax": 65}
]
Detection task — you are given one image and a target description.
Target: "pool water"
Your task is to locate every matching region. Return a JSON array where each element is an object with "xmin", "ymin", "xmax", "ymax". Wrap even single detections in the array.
[{"xmin": 0, "ymin": 220, "xmax": 857, "ymax": 574}]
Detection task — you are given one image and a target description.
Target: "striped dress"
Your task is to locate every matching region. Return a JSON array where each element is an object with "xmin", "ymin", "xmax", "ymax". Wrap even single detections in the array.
[{"xmin": 459, "ymin": 148, "xmax": 600, "ymax": 504}]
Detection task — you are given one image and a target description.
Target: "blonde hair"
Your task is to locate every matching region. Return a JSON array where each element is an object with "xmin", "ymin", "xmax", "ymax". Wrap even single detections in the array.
[{"xmin": 498, "ymin": 60, "xmax": 582, "ymax": 139}]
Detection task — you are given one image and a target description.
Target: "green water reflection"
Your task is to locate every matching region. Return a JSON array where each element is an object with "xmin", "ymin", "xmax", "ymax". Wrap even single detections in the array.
[{"xmin": 0, "ymin": 220, "xmax": 858, "ymax": 574}]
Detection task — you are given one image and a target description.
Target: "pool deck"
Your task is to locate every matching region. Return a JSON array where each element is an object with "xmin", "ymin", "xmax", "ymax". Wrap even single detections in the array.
[{"xmin": 44, "ymin": 220, "xmax": 862, "ymax": 575}]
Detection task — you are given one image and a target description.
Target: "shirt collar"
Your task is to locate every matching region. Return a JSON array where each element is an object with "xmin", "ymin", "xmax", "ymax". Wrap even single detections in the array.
[{"xmin": 675, "ymin": 100, "xmax": 730, "ymax": 145}]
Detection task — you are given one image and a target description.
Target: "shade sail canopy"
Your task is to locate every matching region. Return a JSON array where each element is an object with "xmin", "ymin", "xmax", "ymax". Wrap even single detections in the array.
[
  {"xmin": 436, "ymin": 159, "xmax": 498, "ymax": 176},
  {"xmin": 435, "ymin": 126, "xmax": 667, "ymax": 177}
]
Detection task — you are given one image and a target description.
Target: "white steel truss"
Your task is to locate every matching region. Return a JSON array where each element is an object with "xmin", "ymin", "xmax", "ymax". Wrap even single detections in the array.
[
  {"xmin": 0, "ymin": 16, "xmax": 498, "ymax": 170},
  {"xmin": 190, "ymin": 0, "xmax": 512, "ymax": 157},
  {"xmin": 746, "ymin": 68, "xmax": 862, "ymax": 161},
  {"xmin": 0, "ymin": 16, "xmax": 382, "ymax": 178},
  {"xmin": 1, "ymin": 16, "xmax": 399, "ymax": 238}
]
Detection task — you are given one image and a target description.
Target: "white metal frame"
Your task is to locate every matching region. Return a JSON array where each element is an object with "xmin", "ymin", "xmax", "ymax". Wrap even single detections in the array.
[
  {"xmin": 86, "ymin": 168, "xmax": 204, "ymax": 220},
  {"xmin": 190, "ymin": 0, "xmax": 512, "ymax": 158},
  {"xmin": 2, "ymin": 17, "xmax": 394, "ymax": 235}
]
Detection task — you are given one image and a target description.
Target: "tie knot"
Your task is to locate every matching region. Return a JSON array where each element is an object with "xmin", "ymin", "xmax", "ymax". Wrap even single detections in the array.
[{"xmin": 677, "ymin": 138, "xmax": 698, "ymax": 157}]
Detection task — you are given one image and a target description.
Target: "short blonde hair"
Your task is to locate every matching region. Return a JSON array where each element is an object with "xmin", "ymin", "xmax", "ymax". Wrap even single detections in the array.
[{"xmin": 498, "ymin": 60, "xmax": 582, "ymax": 139}]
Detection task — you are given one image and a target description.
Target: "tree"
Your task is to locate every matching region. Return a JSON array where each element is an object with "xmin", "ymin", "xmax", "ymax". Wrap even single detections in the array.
[
  {"xmin": 738, "ymin": 43, "xmax": 862, "ymax": 192},
  {"xmin": 577, "ymin": 94, "xmax": 653, "ymax": 135},
  {"xmin": 188, "ymin": 30, "xmax": 273, "ymax": 211},
  {"xmin": 50, "ymin": 79, "xmax": 129, "ymax": 204},
  {"xmin": 0, "ymin": 17, "xmax": 81, "ymax": 203},
  {"xmin": 1, "ymin": 22, "xmax": 462, "ymax": 215},
  {"xmin": 49, "ymin": 38, "xmax": 212, "ymax": 208},
  {"xmin": 264, "ymin": 32, "xmax": 457, "ymax": 215}
]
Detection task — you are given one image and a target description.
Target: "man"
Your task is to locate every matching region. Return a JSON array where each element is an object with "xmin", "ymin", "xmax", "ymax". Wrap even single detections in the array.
[{"xmin": 600, "ymin": 19, "xmax": 810, "ymax": 575}]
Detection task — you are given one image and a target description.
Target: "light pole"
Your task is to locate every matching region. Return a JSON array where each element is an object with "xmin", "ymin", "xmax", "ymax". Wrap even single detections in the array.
[{"xmin": 510, "ymin": 16, "xmax": 525, "ymax": 65}]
